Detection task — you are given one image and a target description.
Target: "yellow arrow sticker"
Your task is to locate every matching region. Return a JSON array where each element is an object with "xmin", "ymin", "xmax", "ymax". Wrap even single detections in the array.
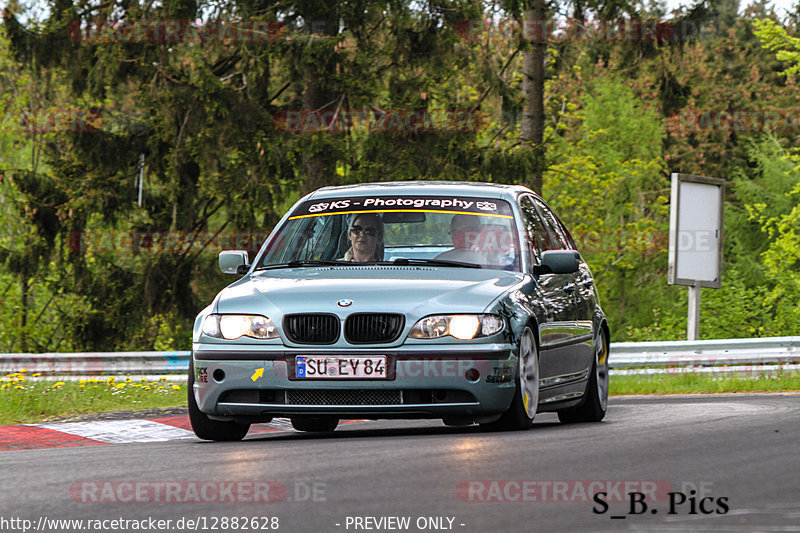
[{"xmin": 251, "ymin": 368, "xmax": 264, "ymax": 382}]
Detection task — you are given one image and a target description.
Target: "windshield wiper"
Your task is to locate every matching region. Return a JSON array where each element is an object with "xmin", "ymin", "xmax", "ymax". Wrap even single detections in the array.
[
  {"xmin": 254, "ymin": 260, "xmax": 352, "ymax": 270},
  {"xmin": 381, "ymin": 258, "xmax": 482, "ymax": 269}
]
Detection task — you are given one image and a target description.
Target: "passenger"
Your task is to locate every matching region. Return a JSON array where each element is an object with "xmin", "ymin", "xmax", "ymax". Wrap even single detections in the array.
[
  {"xmin": 435, "ymin": 214, "xmax": 484, "ymax": 263},
  {"xmin": 342, "ymin": 213, "xmax": 384, "ymax": 262}
]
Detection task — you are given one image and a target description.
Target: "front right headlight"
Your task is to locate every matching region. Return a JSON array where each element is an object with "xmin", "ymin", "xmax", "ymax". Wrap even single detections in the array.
[
  {"xmin": 408, "ymin": 314, "xmax": 504, "ymax": 340},
  {"xmin": 202, "ymin": 314, "xmax": 279, "ymax": 340}
]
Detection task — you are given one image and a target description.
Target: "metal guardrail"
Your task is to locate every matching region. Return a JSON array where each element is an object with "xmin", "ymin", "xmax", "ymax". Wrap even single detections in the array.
[
  {"xmin": 0, "ymin": 351, "xmax": 190, "ymax": 378},
  {"xmin": 609, "ymin": 336, "xmax": 800, "ymax": 366},
  {"xmin": 608, "ymin": 336, "xmax": 800, "ymax": 375},
  {"xmin": 0, "ymin": 337, "xmax": 798, "ymax": 378}
]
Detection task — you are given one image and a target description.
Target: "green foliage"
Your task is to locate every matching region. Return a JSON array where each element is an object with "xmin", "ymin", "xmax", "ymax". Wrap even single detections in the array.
[
  {"xmin": 754, "ymin": 18, "xmax": 800, "ymax": 76},
  {"xmin": 700, "ymin": 137, "xmax": 800, "ymax": 338},
  {"xmin": 1, "ymin": 1, "xmax": 799, "ymax": 351},
  {"xmin": 0, "ymin": 373, "xmax": 185, "ymax": 424},
  {"xmin": 610, "ymin": 370, "xmax": 800, "ymax": 395},
  {"xmin": 748, "ymin": 152, "xmax": 800, "ymax": 332},
  {"xmin": 152, "ymin": 313, "xmax": 190, "ymax": 351},
  {"xmin": 545, "ymin": 76, "xmax": 678, "ymax": 340}
]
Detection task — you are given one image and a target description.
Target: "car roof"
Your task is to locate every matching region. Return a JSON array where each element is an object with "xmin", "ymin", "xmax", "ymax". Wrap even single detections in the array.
[{"xmin": 306, "ymin": 181, "xmax": 535, "ymax": 202}]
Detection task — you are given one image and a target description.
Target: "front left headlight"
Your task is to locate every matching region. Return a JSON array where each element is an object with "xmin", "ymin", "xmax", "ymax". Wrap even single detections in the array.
[
  {"xmin": 408, "ymin": 314, "xmax": 504, "ymax": 340},
  {"xmin": 202, "ymin": 314, "xmax": 279, "ymax": 340}
]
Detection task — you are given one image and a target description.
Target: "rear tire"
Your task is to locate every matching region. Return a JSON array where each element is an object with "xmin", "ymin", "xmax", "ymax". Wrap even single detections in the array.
[
  {"xmin": 188, "ymin": 361, "xmax": 250, "ymax": 441},
  {"xmin": 291, "ymin": 417, "xmax": 339, "ymax": 432},
  {"xmin": 558, "ymin": 327, "xmax": 609, "ymax": 424},
  {"xmin": 481, "ymin": 327, "xmax": 538, "ymax": 431}
]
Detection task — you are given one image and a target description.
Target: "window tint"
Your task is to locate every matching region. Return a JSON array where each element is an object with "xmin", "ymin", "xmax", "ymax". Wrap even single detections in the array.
[
  {"xmin": 257, "ymin": 196, "xmax": 521, "ymax": 270},
  {"xmin": 307, "ymin": 215, "xmax": 339, "ymax": 258},
  {"xmin": 520, "ymin": 196, "xmax": 551, "ymax": 261},
  {"xmin": 531, "ymin": 197, "xmax": 573, "ymax": 250}
]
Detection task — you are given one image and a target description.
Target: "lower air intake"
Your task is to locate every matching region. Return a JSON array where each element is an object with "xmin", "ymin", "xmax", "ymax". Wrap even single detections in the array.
[{"xmin": 286, "ymin": 389, "xmax": 401, "ymax": 405}]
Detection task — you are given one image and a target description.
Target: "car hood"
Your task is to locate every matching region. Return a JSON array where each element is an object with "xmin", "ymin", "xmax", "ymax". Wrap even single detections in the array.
[{"xmin": 214, "ymin": 266, "xmax": 526, "ymax": 318}]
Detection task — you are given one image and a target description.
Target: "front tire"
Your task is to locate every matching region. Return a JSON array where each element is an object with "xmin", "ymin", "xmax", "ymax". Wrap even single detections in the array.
[
  {"xmin": 188, "ymin": 361, "xmax": 250, "ymax": 441},
  {"xmin": 558, "ymin": 327, "xmax": 609, "ymax": 423},
  {"xmin": 481, "ymin": 327, "xmax": 539, "ymax": 431}
]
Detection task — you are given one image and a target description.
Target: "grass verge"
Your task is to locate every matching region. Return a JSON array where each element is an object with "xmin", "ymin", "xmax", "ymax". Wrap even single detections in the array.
[
  {"xmin": 0, "ymin": 372, "xmax": 185, "ymax": 425},
  {"xmin": 2, "ymin": 371, "xmax": 798, "ymax": 425},
  {"xmin": 610, "ymin": 371, "xmax": 800, "ymax": 395}
]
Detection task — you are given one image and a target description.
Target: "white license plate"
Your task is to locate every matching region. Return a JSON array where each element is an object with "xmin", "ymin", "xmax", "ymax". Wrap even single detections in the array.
[{"xmin": 295, "ymin": 356, "xmax": 387, "ymax": 379}]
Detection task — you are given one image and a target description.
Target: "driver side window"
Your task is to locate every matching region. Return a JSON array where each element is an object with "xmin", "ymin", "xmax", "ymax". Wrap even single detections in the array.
[
  {"xmin": 520, "ymin": 196, "xmax": 550, "ymax": 264},
  {"xmin": 531, "ymin": 197, "xmax": 574, "ymax": 250}
]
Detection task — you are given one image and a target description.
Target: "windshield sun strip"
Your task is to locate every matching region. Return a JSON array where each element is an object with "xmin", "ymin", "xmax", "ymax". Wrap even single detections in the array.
[{"xmin": 287, "ymin": 209, "xmax": 514, "ymax": 220}]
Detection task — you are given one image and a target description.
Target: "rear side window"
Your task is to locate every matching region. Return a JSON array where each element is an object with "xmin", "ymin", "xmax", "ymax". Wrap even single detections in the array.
[
  {"xmin": 520, "ymin": 196, "xmax": 560, "ymax": 260},
  {"xmin": 530, "ymin": 197, "xmax": 575, "ymax": 250}
]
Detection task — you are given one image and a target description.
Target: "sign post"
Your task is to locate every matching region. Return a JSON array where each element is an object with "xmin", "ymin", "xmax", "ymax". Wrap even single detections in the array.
[
  {"xmin": 668, "ymin": 173, "xmax": 724, "ymax": 340},
  {"xmin": 687, "ymin": 285, "xmax": 701, "ymax": 340}
]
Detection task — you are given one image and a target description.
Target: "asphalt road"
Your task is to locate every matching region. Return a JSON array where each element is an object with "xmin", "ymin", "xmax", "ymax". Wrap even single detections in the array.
[{"xmin": 2, "ymin": 394, "xmax": 799, "ymax": 533}]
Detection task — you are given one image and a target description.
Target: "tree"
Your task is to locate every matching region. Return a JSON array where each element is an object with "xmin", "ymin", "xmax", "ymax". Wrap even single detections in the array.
[
  {"xmin": 521, "ymin": 0, "xmax": 547, "ymax": 194},
  {"xmin": 754, "ymin": 17, "xmax": 800, "ymax": 77},
  {"xmin": 544, "ymin": 76, "xmax": 676, "ymax": 339},
  {"xmin": 1, "ymin": 0, "xmax": 497, "ymax": 350}
]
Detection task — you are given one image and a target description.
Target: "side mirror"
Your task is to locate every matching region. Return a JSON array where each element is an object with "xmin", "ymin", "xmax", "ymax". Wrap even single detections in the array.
[
  {"xmin": 535, "ymin": 250, "xmax": 580, "ymax": 275},
  {"xmin": 219, "ymin": 250, "xmax": 249, "ymax": 275}
]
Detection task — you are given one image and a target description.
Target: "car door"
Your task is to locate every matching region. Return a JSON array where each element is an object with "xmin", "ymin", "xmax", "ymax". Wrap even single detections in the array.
[
  {"xmin": 531, "ymin": 197, "xmax": 595, "ymax": 376},
  {"xmin": 519, "ymin": 195, "xmax": 582, "ymax": 382}
]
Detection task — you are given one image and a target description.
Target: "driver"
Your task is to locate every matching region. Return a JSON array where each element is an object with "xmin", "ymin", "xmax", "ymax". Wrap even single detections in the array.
[{"xmin": 342, "ymin": 213, "xmax": 384, "ymax": 262}]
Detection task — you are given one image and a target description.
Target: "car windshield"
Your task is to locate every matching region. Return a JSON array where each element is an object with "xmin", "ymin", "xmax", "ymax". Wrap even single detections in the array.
[{"xmin": 256, "ymin": 194, "xmax": 521, "ymax": 270}]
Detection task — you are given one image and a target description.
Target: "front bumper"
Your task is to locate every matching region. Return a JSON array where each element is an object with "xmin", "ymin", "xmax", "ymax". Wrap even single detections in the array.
[{"xmin": 192, "ymin": 343, "xmax": 518, "ymax": 420}]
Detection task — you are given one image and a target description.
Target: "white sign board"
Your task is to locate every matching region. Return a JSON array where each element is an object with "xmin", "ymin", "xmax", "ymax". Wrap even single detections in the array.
[{"xmin": 668, "ymin": 174, "xmax": 724, "ymax": 288}]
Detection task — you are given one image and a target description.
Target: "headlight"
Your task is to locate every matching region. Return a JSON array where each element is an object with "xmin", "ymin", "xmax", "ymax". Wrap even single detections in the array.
[
  {"xmin": 202, "ymin": 314, "xmax": 279, "ymax": 340},
  {"xmin": 409, "ymin": 314, "xmax": 504, "ymax": 340}
]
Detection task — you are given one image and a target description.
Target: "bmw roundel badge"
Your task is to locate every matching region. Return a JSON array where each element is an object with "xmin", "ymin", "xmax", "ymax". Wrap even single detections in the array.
[{"xmin": 337, "ymin": 299, "xmax": 353, "ymax": 307}]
